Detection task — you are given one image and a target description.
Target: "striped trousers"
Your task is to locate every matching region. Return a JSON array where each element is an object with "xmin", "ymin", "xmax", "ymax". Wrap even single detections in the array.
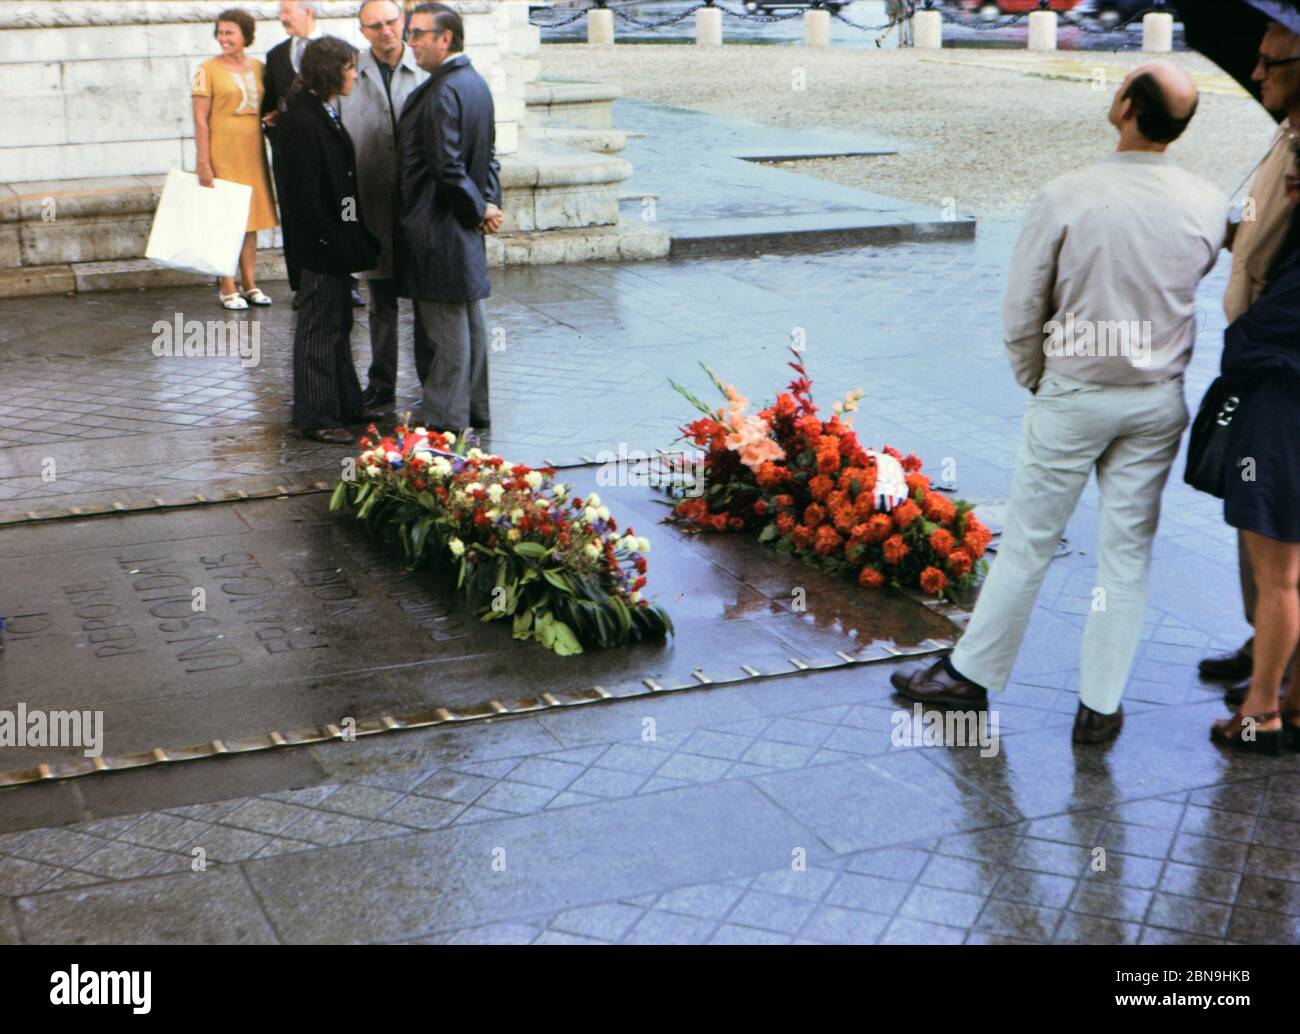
[{"xmin": 292, "ymin": 269, "xmax": 364, "ymax": 431}]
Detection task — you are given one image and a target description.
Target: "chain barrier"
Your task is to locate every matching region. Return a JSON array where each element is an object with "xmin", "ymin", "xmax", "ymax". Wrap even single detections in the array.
[
  {"xmin": 828, "ymin": 8, "xmax": 904, "ymax": 32},
  {"xmin": 609, "ymin": 1, "xmax": 710, "ymax": 27},
  {"xmin": 1060, "ymin": 4, "xmax": 1171, "ymax": 35},
  {"xmin": 713, "ymin": 4, "xmax": 809, "ymax": 23},
  {"xmin": 935, "ymin": 8, "xmax": 1029, "ymax": 31},
  {"xmin": 532, "ymin": 1, "xmax": 1178, "ymax": 36},
  {"xmin": 530, "ymin": 3, "xmax": 598, "ymax": 27}
]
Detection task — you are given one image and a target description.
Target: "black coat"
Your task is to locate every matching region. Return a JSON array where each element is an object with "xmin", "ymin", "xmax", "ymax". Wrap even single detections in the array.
[
  {"xmin": 260, "ymin": 37, "xmax": 297, "ymax": 149},
  {"xmin": 276, "ymin": 90, "xmax": 380, "ymax": 276},
  {"xmin": 395, "ymin": 54, "xmax": 501, "ymax": 303}
]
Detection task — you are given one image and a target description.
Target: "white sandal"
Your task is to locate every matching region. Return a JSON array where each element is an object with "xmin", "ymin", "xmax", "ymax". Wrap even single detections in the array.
[
  {"xmin": 241, "ymin": 287, "xmax": 273, "ymax": 306},
  {"xmin": 219, "ymin": 290, "xmax": 249, "ymax": 310}
]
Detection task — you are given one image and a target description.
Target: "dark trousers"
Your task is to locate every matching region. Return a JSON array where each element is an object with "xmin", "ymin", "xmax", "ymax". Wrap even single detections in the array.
[
  {"xmin": 413, "ymin": 298, "xmax": 490, "ymax": 430},
  {"xmin": 292, "ymin": 269, "xmax": 363, "ymax": 431},
  {"xmin": 363, "ymin": 278, "xmax": 400, "ymax": 398},
  {"xmin": 270, "ymin": 153, "xmax": 300, "ymax": 292}
]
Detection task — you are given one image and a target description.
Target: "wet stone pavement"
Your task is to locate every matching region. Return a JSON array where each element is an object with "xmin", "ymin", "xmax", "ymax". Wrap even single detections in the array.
[{"xmin": 1, "ymin": 223, "xmax": 1299, "ymax": 944}]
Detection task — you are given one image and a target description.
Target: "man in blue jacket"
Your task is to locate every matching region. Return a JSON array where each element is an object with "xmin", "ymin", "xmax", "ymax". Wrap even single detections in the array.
[{"xmin": 396, "ymin": 2, "xmax": 503, "ymax": 435}]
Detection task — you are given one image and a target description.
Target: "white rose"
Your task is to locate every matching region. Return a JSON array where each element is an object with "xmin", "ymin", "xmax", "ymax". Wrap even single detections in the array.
[
  {"xmin": 431, "ymin": 458, "xmax": 453, "ymax": 477},
  {"xmin": 466, "ymin": 482, "xmax": 483, "ymax": 495},
  {"xmin": 637, "ymin": 537, "xmax": 651, "ymax": 554},
  {"xmin": 448, "ymin": 537, "xmax": 465, "ymax": 557},
  {"xmin": 525, "ymin": 471, "xmax": 543, "ymax": 490},
  {"xmin": 583, "ymin": 542, "xmax": 601, "ymax": 559},
  {"xmin": 629, "ymin": 591, "xmax": 642, "ymax": 604},
  {"xmin": 510, "ymin": 508, "xmax": 524, "ymax": 522},
  {"xmin": 587, "ymin": 492, "xmax": 601, "ymax": 507},
  {"xmin": 583, "ymin": 507, "xmax": 598, "ymax": 524},
  {"xmin": 507, "ymin": 529, "xmax": 521, "ymax": 542},
  {"xmin": 597, "ymin": 506, "xmax": 610, "ymax": 521},
  {"xmin": 486, "ymin": 483, "xmax": 505, "ymax": 503},
  {"xmin": 553, "ymin": 484, "xmax": 567, "ymax": 500}
]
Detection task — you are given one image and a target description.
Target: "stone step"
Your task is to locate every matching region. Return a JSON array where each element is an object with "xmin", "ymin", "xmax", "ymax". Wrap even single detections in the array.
[
  {"xmin": 530, "ymin": 126, "xmax": 628, "ymax": 155},
  {"xmin": 526, "ymin": 80, "xmax": 621, "ymax": 131},
  {"xmin": 1, "ymin": 219, "xmax": 669, "ymax": 298}
]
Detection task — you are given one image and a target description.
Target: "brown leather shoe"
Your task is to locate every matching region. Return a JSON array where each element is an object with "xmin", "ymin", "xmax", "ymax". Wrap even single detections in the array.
[
  {"xmin": 303, "ymin": 427, "xmax": 355, "ymax": 445},
  {"xmin": 1072, "ymin": 702, "xmax": 1123, "ymax": 744},
  {"xmin": 890, "ymin": 657, "xmax": 988, "ymax": 708}
]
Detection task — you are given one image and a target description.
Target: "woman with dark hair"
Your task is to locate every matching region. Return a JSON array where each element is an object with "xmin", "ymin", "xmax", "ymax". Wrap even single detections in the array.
[
  {"xmin": 277, "ymin": 37, "xmax": 381, "ymax": 444},
  {"xmin": 1211, "ymin": 133, "xmax": 1300, "ymax": 753},
  {"xmin": 192, "ymin": 8, "xmax": 278, "ymax": 310}
]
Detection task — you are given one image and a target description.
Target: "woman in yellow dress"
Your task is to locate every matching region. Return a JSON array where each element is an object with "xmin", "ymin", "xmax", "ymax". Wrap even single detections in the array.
[{"xmin": 192, "ymin": 8, "xmax": 279, "ymax": 310}]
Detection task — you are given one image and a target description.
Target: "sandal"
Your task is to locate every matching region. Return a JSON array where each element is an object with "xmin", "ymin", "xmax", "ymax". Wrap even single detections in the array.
[
  {"xmin": 241, "ymin": 287, "xmax": 273, "ymax": 306},
  {"xmin": 1210, "ymin": 710, "xmax": 1282, "ymax": 755},
  {"xmin": 219, "ymin": 290, "xmax": 249, "ymax": 310}
]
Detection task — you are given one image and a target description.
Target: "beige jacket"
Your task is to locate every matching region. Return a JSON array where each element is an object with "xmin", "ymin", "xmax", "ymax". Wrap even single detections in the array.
[
  {"xmin": 1224, "ymin": 122, "xmax": 1293, "ymax": 322},
  {"xmin": 1003, "ymin": 151, "xmax": 1228, "ymax": 389}
]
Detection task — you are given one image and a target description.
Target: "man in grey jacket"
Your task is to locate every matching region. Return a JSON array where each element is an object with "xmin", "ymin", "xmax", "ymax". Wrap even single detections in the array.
[
  {"xmin": 338, "ymin": 0, "xmax": 428, "ymax": 408},
  {"xmin": 396, "ymin": 3, "xmax": 502, "ymax": 434},
  {"xmin": 890, "ymin": 61, "xmax": 1228, "ymax": 744}
]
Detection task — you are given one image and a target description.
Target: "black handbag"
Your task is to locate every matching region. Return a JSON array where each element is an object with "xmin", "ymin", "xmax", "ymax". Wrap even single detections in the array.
[{"xmin": 1184, "ymin": 377, "xmax": 1245, "ymax": 499}]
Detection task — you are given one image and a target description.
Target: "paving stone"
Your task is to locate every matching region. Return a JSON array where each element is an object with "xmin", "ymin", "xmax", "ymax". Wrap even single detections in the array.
[
  {"xmin": 1146, "ymin": 892, "xmax": 1232, "ymax": 939},
  {"xmin": 16, "ymin": 868, "xmax": 278, "ymax": 944},
  {"xmin": 550, "ymin": 902, "xmax": 645, "ymax": 941},
  {"xmin": 708, "ymin": 924, "xmax": 791, "ymax": 945},
  {"xmin": 653, "ymin": 881, "xmax": 747, "ymax": 921},
  {"xmin": 242, "ymin": 781, "xmax": 828, "ymax": 942},
  {"xmin": 623, "ymin": 909, "xmax": 717, "ymax": 944},
  {"xmin": 879, "ymin": 917, "xmax": 966, "ymax": 945},
  {"xmin": 445, "ymin": 923, "xmax": 541, "ymax": 945}
]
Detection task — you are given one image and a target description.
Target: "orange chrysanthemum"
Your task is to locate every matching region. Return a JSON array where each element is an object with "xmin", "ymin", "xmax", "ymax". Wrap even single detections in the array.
[
  {"xmin": 947, "ymin": 549, "xmax": 973, "ymax": 578},
  {"xmin": 814, "ymin": 525, "xmax": 843, "ymax": 556},
  {"xmin": 919, "ymin": 566, "xmax": 948, "ymax": 596},
  {"xmin": 929, "ymin": 528, "xmax": 956, "ymax": 558},
  {"xmin": 906, "ymin": 472, "xmax": 931, "ymax": 497},
  {"xmin": 858, "ymin": 566, "xmax": 886, "ymax": 589},
  {"xmin": 893, "ymin": 500, "xmax": 922, "ymax": 529},
  {"xmin": 882, "ymin": 534, "xmax": 910, "ymax": 566},
  {"xmin": 808, "ymin": 475, "xmax": 834, "ymax": 502},
  {"xmin": 803, "ymin": 503, "xmax": 825, "ymax": 529},
  {"xmin": 923, "ymin": 492, "xmax": 957, "ymax": 525}
]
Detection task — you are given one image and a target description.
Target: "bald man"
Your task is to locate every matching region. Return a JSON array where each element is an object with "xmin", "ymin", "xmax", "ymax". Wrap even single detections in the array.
[{"xmin": 891, "ymin": 61, "xmax": 1229, "ymax": 745}]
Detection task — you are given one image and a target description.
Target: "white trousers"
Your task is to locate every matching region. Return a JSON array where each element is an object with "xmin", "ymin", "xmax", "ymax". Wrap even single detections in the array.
[{"xmin": 950, "ymin": 371, "xmax": 1189, "ymax": 715}]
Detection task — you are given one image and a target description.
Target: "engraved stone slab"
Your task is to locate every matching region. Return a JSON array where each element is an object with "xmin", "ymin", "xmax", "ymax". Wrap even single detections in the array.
[{"xmin": 0, "ymin": 478, "xmax": 958, "ymax": 773}]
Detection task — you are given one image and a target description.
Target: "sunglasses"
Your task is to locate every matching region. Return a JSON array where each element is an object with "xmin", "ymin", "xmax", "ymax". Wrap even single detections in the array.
[
  {"xmin": 362, "ymin": 15, "xmax": 402, "ymax": 32},
  {"xmin": 406, "ymin": 27, "xmax": 448, "ymax": 42}
]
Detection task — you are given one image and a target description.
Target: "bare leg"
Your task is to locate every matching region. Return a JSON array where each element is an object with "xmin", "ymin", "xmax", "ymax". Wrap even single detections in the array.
[
  {"xmin": 218, "ymin": 275, "xmax": 237, "ymax": 297},
  {"xmin": 238, "ymin": 232, "xmax": 258, "ymax": 293},
  {"xmin": 1241, "ymin": 530, "xmax": 1300, "ymax": 729}
]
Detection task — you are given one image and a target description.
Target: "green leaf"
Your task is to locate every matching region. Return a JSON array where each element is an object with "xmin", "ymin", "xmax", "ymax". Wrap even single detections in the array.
[
  {"xmin": 513, "ymin": 541, "xmax": 549, "ymax": 560},
  {"xmin": 329, "ymin": 480, "xmax": 348, "ymax": 511}
]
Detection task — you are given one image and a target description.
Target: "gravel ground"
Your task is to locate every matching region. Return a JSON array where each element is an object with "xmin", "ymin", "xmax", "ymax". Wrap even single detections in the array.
[{"xmin": 539, "ymin": 45, "xmax": 1280, "ymax": 219}]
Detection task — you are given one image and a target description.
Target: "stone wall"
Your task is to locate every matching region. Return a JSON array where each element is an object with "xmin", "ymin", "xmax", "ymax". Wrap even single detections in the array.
[{"xmin": 0, "ymin": 0, "xmax": 523, "ymax": 184}]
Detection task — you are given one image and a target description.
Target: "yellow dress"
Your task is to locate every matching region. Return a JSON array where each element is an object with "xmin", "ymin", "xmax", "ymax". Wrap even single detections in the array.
[{"xmin": 192, "ymin": 57, "xmax": 278, "ymax": 232}]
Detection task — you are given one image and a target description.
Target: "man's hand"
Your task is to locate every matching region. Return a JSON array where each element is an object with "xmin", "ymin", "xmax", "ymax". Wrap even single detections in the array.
[
  {"xmin": 197, "ymin": 163, "xmax": 215, "ymax": 188},
  {"xmin": 262, "ymin": 111, "xmax": 279, "ymax": 129},
  {"xmin": 478, "ymin": 203, "xmax": 503, "ymax": 235}
]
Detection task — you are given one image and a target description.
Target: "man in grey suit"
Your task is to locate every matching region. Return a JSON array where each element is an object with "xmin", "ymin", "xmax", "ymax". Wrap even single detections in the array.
[
  {"xmin": 396, "ymin": 3, "xmax": 502, "ymax": 434},
  {"xmin": 338, "ymin": 0, "xmax": 428, "ymax": 408}
]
